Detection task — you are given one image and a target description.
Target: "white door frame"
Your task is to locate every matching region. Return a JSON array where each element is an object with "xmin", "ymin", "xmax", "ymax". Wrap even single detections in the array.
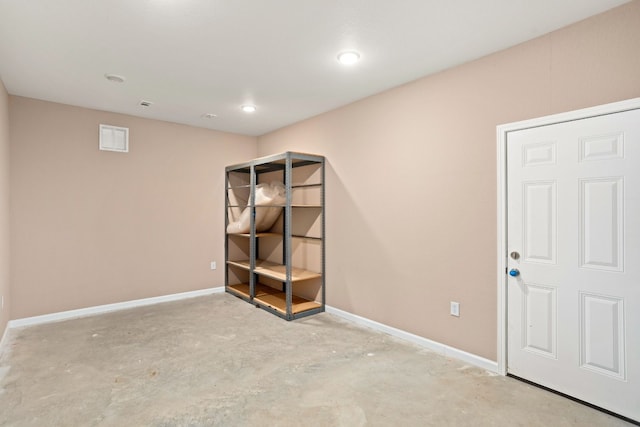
[{"xmin": 495, "ymin": 97, "xmax": 640, "ymax": 376}]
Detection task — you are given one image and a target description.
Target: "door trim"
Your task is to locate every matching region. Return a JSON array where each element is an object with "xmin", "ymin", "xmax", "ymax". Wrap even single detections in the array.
[{"xmin": 496, "ymin": 97, "xmax": 640, "ymax": 376}]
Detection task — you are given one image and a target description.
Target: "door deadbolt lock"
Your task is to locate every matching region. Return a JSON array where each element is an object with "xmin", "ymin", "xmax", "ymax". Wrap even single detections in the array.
[{"xmin": 510, "ymin": 251, "xmax": 520, "ymax": 260}]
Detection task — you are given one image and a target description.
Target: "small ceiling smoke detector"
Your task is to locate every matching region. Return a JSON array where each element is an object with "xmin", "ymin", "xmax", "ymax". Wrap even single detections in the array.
[
  {"xmin": 104, "ymin": 73, "xmax": 125, "ymax": 83},
  {"xmin": 241, "ymin": 104, "xmax": 257, "ymax": 113},
  {"xmin": 337, "ymin": 50, "xmax": 361, "ymax": 65},
  {"xmin": 202, "ymin": 113, "xmax": 217, "ymax": 119},
  {"xmin": 139, "ymin": 100, "xmax": 153, "ymax": 107}
]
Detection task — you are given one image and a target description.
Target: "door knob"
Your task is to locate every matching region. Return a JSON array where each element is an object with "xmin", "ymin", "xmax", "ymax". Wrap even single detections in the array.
[{"xmin": 509, "ymin": 269, "xmax": 520, "ymax": 277}]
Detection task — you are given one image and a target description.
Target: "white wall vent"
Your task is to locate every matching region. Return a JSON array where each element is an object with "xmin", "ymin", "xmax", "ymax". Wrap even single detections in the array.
[{"xmin": 99, "ymin": 124, "xmax": 129, "ymax": 152}]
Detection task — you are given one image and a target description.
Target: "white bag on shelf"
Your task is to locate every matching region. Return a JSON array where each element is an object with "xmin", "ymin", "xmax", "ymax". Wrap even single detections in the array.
[{"xmin": 226, "ymin": 181, "xmax": 285, "ymax": 234}]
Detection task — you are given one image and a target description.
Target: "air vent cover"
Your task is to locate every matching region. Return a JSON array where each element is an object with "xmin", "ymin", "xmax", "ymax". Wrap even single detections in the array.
[{"xmin": 99, "ymin": 124, "xmax": 129, "ymax": 152}]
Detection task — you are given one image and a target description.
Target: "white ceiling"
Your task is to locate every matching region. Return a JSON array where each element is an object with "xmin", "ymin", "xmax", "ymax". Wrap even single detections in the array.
[{"xmin": 0, "ymin": 0, "xmax": 630, "ymax": 136}]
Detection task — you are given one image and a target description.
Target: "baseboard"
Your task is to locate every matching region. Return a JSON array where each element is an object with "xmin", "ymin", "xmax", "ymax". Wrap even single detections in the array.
[
  {"xmin": 8, "ymin": 287, "xmax": 225, "ymax": 329},
  {"xmin": 325, "ymin": 305, "xmax": 499, "ymax": 373}
]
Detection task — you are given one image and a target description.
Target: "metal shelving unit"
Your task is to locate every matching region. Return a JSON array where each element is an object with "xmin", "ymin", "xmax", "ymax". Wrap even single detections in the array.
[{"xmin": 224, "ymin": 152, "xmax": 325, "ymax": 320}]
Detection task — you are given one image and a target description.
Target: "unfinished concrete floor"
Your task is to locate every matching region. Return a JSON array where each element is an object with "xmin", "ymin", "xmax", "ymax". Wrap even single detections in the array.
[{"xmin": 0, "ymin": 294, "xmax": 633, "ymax": 426}]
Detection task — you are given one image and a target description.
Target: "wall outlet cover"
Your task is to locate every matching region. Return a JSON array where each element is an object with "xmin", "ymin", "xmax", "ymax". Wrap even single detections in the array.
[{"xmin": 450, "ymin": 301, "xmax": 460, "ymax": 317}]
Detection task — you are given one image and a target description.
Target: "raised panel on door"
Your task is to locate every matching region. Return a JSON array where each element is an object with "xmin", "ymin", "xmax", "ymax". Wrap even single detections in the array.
[
  {"xmin": 579, "ymin": 293, "xmax": 625, "ymax": 380},
  {"xmin": 522, "ymin": 141, "xmax": 557, "ymax": 167},
  {"xmin": 522, "ymin": 283, "xmax": 557, "ymax": 359},
  {"xmin": 579, "ymin": 178, "xmax": 624, "ymax": 271},
  {"xmin": 579, "ymin": 132, "xmax": 624, "ymax": 162},
  {"xmin": 522, "ymin": 181, "xmax": 557, "ymax": 264}
]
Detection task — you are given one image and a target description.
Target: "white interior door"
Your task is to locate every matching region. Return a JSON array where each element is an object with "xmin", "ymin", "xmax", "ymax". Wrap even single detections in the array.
[{"xmin": 507, "ymin": 108, "xmax": 640, "ymax": 421}]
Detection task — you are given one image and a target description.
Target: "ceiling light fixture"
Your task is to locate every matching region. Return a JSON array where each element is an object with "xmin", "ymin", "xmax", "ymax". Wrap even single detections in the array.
[
  {"xmin": 104, "ymin": 73, "xmax": 125, "ymax": 83},
  {"xmin": 241, "ymin": 104, "xmax": 257, "ymax": 113},
  {"xmin": 337, "ymin": 50, "xmax": 361, "ymax": 65},
  {"xmin": 202, "ymin": 113, "xmax": 217, "ymax": 119}
]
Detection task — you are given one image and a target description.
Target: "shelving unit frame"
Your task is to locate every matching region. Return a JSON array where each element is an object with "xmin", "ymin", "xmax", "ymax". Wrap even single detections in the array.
[{"xmin": 224, "ymin": 152, "xmax": 325, "ymax": 320}]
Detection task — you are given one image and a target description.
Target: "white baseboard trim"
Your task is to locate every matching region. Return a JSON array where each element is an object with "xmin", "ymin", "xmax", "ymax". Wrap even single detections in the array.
[
  {"xmin": 326, "ymin": 305, "xmax": 499, "ymax": 373},
  {"xmin": 8, "ymin": 287, "xmax": 225, "ymax": 329}
]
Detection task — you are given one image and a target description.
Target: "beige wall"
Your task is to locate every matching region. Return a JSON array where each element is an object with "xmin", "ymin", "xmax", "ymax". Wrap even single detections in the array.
[
  {"xmin": 257, "ymin": 2, "xmax": 640, "ymax": 360},
  {"xmin": 10, "ymin": 97, "xmax": 256, "ymax": 318},
  {"xmin": 0, "ymin": 79, "xmax": 10, "ymax": 336}
]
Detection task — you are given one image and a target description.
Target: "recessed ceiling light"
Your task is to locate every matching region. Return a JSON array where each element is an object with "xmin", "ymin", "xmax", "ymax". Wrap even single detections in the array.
[
  {"xmin": 241, "ymin": 104, "xmax": 257, "ymax": 113},
  {"xmin": 337, "ymin": 50, "xmax": 361, "ymax": 65},
  {"xmin": 202, "ymin": 113, "xmax": 217, "ymax": 119},
  {"xmin": 104, "ymin": 73, "xmax": 125, "ymax": 83}
]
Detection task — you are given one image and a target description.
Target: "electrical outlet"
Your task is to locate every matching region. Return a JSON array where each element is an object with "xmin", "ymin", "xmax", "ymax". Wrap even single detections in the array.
[
  {"xmin": 450, "ymin": 301, "xmax": 460, "ymax": 317},
  {"xmin": 210, "ymin": 261, "xmax": 216, "ymax": 270}
]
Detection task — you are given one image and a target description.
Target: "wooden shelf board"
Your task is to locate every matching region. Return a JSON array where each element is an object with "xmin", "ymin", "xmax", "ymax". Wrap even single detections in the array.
[
  {"xmin": 227, "ymin": 283, "xmax": 251, "ymax": 298},
  {"xmin": 226, "ymin": 259, "xmax": 322, "ymax": 282},
  {"xmin": 228, "ymin": 233, "xmax": 320, "ymax": 240},
  {"xmin": 230, "ymin": 232, "xmax": 281, "ymax": 238},
  {"xmin": 227, "ymin": 283, "xmax": 281, "ymax": 299},
  {"xmin": 254, "ymin": 292, "xmax": 321, "ymax": 315},
  {"xmin": 292, "ymin": 235, "xmax": 322, "ymax": 240},
  {"xmin": 226, "ymin": 259, "xmax": 251, "ymax": 270},
  {"xmin": 291, "ymin": 183, "xmax": 322, "ymax": 188},
  {"xmin": 247, "ymin": 204, "xmax": 321, "ymax": 208}
]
